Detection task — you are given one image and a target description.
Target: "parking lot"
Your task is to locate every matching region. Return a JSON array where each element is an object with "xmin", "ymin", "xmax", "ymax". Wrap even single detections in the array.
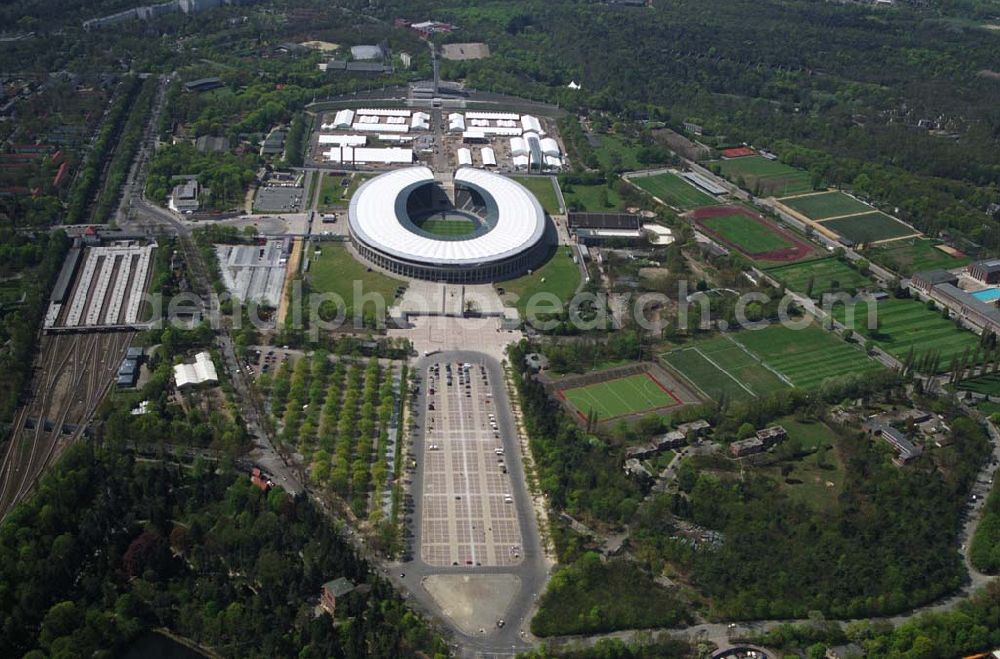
[{"xmin": 419, "ymin": 360, "xmax": 523, "ymax": 567}]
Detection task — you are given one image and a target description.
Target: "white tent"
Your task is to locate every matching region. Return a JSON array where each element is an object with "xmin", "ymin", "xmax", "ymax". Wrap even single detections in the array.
[
  {"xmin": 457, "ymin": 147, "xmax": 473, "ymax": 167},
  {"xmin": 510, "ymin": 136, "xmax": 527, "ymax": 156},
  {"xmin": 540, "ymin": 137, "xmax": 561, "ymax": 157},
  {"xmin": 481, "ymin": 147, "xmax": 497, "ymax": 167},
  {"xmin": 174, "ymin": 352, "xmax": 219, "ymax": 388},
  {"xmin": 448, "ymin": 113, "xmax": 466, "ymax": 133}
]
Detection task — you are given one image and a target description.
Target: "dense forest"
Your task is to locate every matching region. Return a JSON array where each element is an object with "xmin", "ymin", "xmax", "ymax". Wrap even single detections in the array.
[{"xmin": 0, "ymin": 442, "xmax": 447, "ymax": 658}]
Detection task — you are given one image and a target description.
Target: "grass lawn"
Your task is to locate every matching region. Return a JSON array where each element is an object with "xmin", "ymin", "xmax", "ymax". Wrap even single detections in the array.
[
  {"xmin": 511, "ymin": 175, "xmax": 561, "ymax": 215},
  {"xmin": 779, "ymin": 191, "xmax": 872, "ymax": 220},
  {"xmin": 662, "ymin": 337, "xmax": 789, "ymax": 402},
  {"xmin": 820, "ymin": 212, "xmax": 916, "ymax": 244},
  {"xmin": 307, "ymin": 244, "xmax": 405, "ymax": 310},
  {"xmin": 734, "ymin": 324, "xmax": 883, "ymax": 389},
  {"xmin": 866, "ymin": 238, "xmax": 971, "ymax": 276},
  {"xmin": 317, "ymin": 172, "xmax": 371, "ymax": 211},
  {"xmin": 632, "ymin": 172, "xmax": 717, "ymax": 210},
  {"xmin": 832, "ymin": 297, "xmax": 982, "ymax": 370},
  {"xmin": 590, "ymin": 133, "xmax": 649, "ymax": 171},
  {"xmin": 418, "ymin": 217, "xmax": 477, "ymax": 237},
  {"xmin": 764, "ymin": 257, "xmax": 872, "ymax": 298},
  {"xmin": 758, "ymin": 418, "xmax": 844, "ymax": 513},
  {"xmin": 716, "ymin": 156, "xmax": 814, "ymax": 196},
  {"xmin": 700, "ymin": 212, "xmax": 792, "ymax": 254},
  {"xmin": 501, "ymin": 248, "xmax": 581, "ymax": 317},
  {"xmin": 562, "ymin": 182, "xmax": 623, "ymax": 211},
  {"xmin": 563, "ymin": 373, "xmax": 678, "ymax": 420}
]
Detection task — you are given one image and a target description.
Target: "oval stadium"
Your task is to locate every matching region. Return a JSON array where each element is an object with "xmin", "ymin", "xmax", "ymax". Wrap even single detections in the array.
[{"xmin": 347, "ymin": 166, "xmax": 550, "ymax": 283}]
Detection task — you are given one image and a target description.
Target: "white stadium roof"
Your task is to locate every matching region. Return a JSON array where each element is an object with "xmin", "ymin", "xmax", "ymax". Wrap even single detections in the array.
[{"xmin": 349, "ymin": 166, "xmax": 546, "ymax": 266}]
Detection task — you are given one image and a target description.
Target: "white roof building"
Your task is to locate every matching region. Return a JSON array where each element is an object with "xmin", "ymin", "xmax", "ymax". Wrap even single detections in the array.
[
  {"xmin": 510, "ymin": 136, "xmax": 527, "ymax": 157},
  {"xmin": 465, "ymin": 111, "xmax": 520, "ymax": 121},
  {"xmin": 352, "ymin": 122, "xmax": 408, "ymax": 133},
  {"xmin": 318, "ymin": 134, "xmax": 367, "ymax": 146},
  {"xmin": 540, "ymin": 137, "xmax": 561, "ymax": 157},
  {"xmin": 174, "ymin": 352, "xmax": 218, "ymax": 388},
  {"xmin": 520, "ymin": 114, "xmax": 543, "ymax": 135},
  {"xmin": 481, "ymin": 147, "xmax": 497, "ymax": 167},
  {"xmin": 331, "ymin": 109, "xmax": 354, "ymax": 129},
  {"xmin": 544, "ymin": 155, "xmax": 563, "ymax": 169},
  {"xmin": 410, "ymin": 112, "xmax": 430, "ymax": 130},
  {"xmin": 322, "ymin": 146, "xmax": 413, "ymax": 164},
  {"xmin": 348, "ymin": 166, "xmax": 545, "ymax": 266},
  {"xmin": 512, "ymin": 154, "xmax": 530, "ymax": 170},
  {"xmin": 457, "ymin": 147, "xmax": 473, "ymax": 167},
  {"xmin": 448, "ymin": 113, "xmax": 466, "ymax": 133}
]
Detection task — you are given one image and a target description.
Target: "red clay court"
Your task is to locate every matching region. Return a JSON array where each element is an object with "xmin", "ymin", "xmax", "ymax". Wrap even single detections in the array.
[
  {"xmin": 690, "ymin": 205, "xmax": 817, "ymax": 263},
  {"xmin": 721, "ymin": 146, "xmax": 756, "ymax": 159}
]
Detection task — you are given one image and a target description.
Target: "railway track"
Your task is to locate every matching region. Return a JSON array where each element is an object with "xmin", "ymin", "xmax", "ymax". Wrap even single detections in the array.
[{"xmin": 0, "ymin": 332, "xmax": 133, "ymax": 517}]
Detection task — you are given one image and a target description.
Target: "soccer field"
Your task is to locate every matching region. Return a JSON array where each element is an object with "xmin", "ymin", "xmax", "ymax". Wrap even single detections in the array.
[
  {"xmin": 716, "ymin": 156, "xmax": 814, "ymax": 196},
  {"xmin": 779, "ymin": 191, "xmax": 871, "ymax": 220},
  {"xmin": 735, "ymin": 325, "xmax": 882, "ymax": 389},
  {"xmin": 562, "ymin": 373, "xmax": 679, "ymax": 420},
  {"xmin": 700, "ymin": 212, "xmax": 793, "ymax": 254},
  {"xmin": 632, "ymin": 172, "xmax": 718, "ymax": 210},
  {"xmin": 662, "ymin": 338, "xmax": 789, "ymax": 402},
  {"xmin": 764, "ymin": 257, "xmax": 872, "ymax": 298},
  {"xmin": 419, "ymin": 218, "xmax": 477, "ymax": 236},
  {"xmin": 662, "ymin": 324, "xmax": 881, "ymax": 398},
  {"xmin": 832, "ymin": 297, "xmax": 982, "ymax": 370},
  {"xmin": 820, "ymin": 212, "xmax": 915, "ymax": 244}
]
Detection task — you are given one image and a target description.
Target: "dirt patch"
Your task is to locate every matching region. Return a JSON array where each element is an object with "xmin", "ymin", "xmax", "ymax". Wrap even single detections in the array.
[
  {"xmin": 423, "ymin": 574, "xmax": 520, "ymax": 636},
  {"xmin": 441, "ymin": 42, "xmax": 491, "ymax": 60}
]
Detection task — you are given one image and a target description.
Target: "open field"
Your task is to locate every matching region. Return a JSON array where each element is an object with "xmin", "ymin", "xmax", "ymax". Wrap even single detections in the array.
[
  {"xmin": 308, "ymin": 244, "xmax": 405, "ymax": 309},
  {"xmin": 419, "ymin": 218, "xmax": 477, "ymax": 237},
  {"xmin": 764, "ymin": 257, "xmax": 872, "ymax": 298},
  {"xmin": 662, "ymin": 337, "xmax": 789, "ymax": 402},
  {"xmin": 561, "ymin": 182, "xmax": 623, "ymax": 211},
  {"xmin": 562, "ymin": 372, "xmax": 680, "ymax": 421},
  {"xmin": 317, "ymin": 172, "xmax": 370, "ymax": 211},
  {"xmin": 734, "ymin": 324, "xmax": 882, "ymax": 389},
  {"xmin": 501, "ymin": 248, "xmax": 581, "ymax": 315},
  {"xmin": 820, "ymin": 211, "xmax": 915, "ymax": 244},
  {"xmin": 511, "ymin": 176, "xmax": 561, "ymax": 215},
  {"xmin": 691, "ymin": 205, "xmax": 816, "ymax": 263},
  {"xmin": 867, "ymin": 238, "xmax": 971, "ymax": 276},
  {"xmin": 631, "ymin": 172, "xmax": 718, "ymax": 210},
  {"xmin": 832, "ymin": 297, "xmax": 982, "ymax": 369},
  {"xmin": 758, "ymin": 418, "xmax": 844, "ymax": 513},
  {"xmin": 716, "ymin": 156, "xmax": 814, "ymax": 196},
  {"xmin": 779, "ymin": 191, "xmax": 872, "ymax": 220},
  {"xmin": 590, "ymin": 133, "xmax": 648, "ymax": 171}
]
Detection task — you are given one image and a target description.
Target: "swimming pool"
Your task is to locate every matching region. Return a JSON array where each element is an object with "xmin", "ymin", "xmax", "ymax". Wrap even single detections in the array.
[{"xmin": 971, "ymin": 287, "xmax": 1000, "ymax": 302}]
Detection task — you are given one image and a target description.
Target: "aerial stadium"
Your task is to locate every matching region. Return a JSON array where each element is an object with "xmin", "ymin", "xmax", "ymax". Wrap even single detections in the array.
[{"xmin": 347, "ymin": 166, "xmax": 550, "ymax": 283}]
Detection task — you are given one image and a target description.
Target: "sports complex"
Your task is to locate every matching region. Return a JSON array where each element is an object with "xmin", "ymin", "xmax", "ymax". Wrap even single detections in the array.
[{"xmin": 348, "ymin": 166, "xmax": 550, "ymax": 283}]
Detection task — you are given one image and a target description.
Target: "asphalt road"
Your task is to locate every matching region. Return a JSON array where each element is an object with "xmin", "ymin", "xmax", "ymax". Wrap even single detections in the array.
[{"xmin": 394, "ymin": 350, "xmax": 548, "ymax": 656}]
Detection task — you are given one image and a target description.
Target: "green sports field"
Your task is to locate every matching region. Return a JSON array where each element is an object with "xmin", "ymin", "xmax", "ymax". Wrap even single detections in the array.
[
  {"xmin": 867, "ymin": 239, "xmax": 971, "ymax": 276},
  {"xmin": 820, "ymin": 212, "xmax": 915, "ymax": 244},
  {"xmin": 734, "ymin": 324, "xmax": 882, "ymax": 389},
  {"xmin": 562, "ymin": 373, "xmax": 678, "ymax": 420},
  {"xmin": 700, "ymin": 212, "xmax": 793, "ymax": 254},
  {"xmin": 419, "ymin": 218, "xmax": 477, "ymax": 237},
  {"xmin": 632, "ymin": 172, "xmax": 718, "ymax": 210},
  {"xmin": 764, "ymin": 257, "xmax": 872, "ymax": 298},
  {"xmin": 831, "ymin": 297, "xmax": 982, "ymax": 370},
  {"xmin": 662, "ymin": 323, "xmax": 881, "ymax": 399},
  {"xmin": 561, "ymin": 182, "xmax": 623, "ymax": 211},
  {"xmin": 779, "ymin": 191, "xmax": 871, "ymax": 220},
  {"xmin": 716, "ymin": 156, "xmax": 814, "ymax": 196},
  {"xmin": 662, "ymin": 337, "xmax": 789, "ymax": 402}
]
